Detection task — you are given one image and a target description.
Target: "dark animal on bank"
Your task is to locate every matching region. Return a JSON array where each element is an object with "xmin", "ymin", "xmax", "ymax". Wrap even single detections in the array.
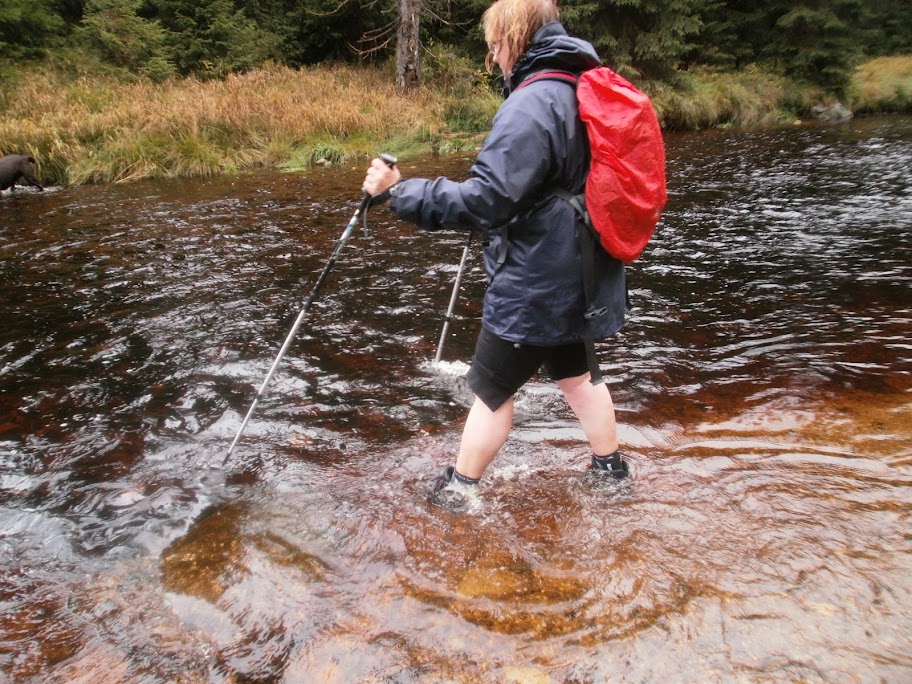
[{"xmin": 0, "ymin": 155, "xmax": 44, "ymax": 192}]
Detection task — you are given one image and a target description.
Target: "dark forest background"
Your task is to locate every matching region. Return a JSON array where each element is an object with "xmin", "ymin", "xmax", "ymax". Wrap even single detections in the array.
[{"xmin": 2, "ymin": 0, "xmax": 910, "ymax": 94}]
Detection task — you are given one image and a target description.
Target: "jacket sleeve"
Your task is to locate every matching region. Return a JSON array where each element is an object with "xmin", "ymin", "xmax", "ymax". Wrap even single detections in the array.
[{"xmin": 390, "ymin": 88, "xmax": 564, "ymax": 231}]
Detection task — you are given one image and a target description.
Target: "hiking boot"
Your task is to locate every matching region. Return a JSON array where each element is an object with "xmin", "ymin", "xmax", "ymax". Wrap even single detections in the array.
[
  {"xmin": 590, "ymin": 452, "xmax": 630, "ymax": 479},
  {"xmin": 427, "ymin": 466, "xmax": 477, "ymax": 512}
]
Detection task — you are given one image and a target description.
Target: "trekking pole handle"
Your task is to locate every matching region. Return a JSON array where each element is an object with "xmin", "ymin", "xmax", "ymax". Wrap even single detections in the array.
[
  {"xmin": 360, "ymin": 153, "xmax": 399, "ymax": 236},
  {"xmin": 361, "ymin": 153, "xmax": 398, "ymax": 202},
  {"xmin": 359, "ymin": 153, "xmax": 399, "ymax": 208}
]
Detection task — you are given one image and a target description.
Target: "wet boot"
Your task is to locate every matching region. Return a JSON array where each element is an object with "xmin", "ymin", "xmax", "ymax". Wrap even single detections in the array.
[
  {"xmin": 590, "ymin": 451, "xmax": 630, "ymax": 479},
  {"xmin": 428, "ymin": 466, "xmax": 479, "ymax": 511}
]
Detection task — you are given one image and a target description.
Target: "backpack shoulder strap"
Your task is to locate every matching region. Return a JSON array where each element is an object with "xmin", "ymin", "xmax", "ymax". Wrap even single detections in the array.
[
  {"xmin": 552, "ymin": 188, "xmax": 607, "ymax": 386},
  {"xmin": 515, "ymin": 70, "xmax": 579, "ymax": 91},
  {"xmin": 552, "ymin": 187, "xmax": 585, "ymax": 219}
]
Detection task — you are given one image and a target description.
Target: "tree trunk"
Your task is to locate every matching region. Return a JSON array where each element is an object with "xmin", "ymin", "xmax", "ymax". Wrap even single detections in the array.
[{"xmin": 395, "ymin": 0, "xmax": 421, "ymax": 90}]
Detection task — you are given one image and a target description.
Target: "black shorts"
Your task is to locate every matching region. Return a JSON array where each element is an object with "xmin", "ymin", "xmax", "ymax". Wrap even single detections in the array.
[{"xmin": 466, "ymin": 327, "xmax": 590, "ymax": 412}]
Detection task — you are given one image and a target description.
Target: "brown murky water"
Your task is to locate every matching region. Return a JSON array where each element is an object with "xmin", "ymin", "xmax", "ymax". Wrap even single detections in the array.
[{"xmin": 1, "ymin": 116, "xmax": 911, "ymax": 683}]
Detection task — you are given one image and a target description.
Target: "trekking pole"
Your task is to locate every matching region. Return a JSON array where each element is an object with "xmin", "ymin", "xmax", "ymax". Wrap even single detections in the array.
[
  {"xmin": 224, "ymin": 153, "xmax": 398, "ymax": 464},
  {"xmin": 434, "ymin": 230, "xmax": 473, "ymax": 364}
]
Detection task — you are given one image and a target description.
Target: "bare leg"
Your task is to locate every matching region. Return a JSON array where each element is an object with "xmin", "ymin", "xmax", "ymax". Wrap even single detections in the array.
[
  {"xmin": 556, "ymin": 372, "xmax": 618, "ymax": 456},
  {"xmin": 454, "ymin": 395, "xmax": 514, "ymax": 479}
]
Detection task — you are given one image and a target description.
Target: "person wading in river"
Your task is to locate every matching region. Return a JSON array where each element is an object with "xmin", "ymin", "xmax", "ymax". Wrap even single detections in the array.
[{"xmin": 363, "ymin": 0, "xmax": 629, "ymax": 507}]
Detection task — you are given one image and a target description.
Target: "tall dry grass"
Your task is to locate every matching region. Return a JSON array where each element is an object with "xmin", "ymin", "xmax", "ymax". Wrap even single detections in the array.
[
  {"xmin": 645, "ymin": 68, "xmax": 822, "ymax": 130},
  {"xmin": 0, "ymin": 63, "xmax": 463, "ymax": 185},
  {"xmin": 850, "ymin": 55, "xmax": 912, "ymax": 113},
  {"xmin": 1, "ymin": 55, "xmax": 908, "ymax": 186}
]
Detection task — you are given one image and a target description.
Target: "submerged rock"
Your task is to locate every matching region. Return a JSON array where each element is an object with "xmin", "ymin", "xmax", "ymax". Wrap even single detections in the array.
[
  {"xmin": 811, "ymin": 102, "xmax": 853, "ymax": 122},
  {"xmin": 160, "ymin": 502, "xmax": 246, "ymax": 602}
]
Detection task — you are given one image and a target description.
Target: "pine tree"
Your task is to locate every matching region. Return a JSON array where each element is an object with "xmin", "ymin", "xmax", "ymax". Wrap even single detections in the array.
[
  {"xmin": 764, "ymin": 0, "xmax": 865, "ymax": 94},
  {"xmin": 0, "ymin": 0, "xmax": 65, "ymax": 58},
  {"xmin": 77, "ymin": 0, "xmax": 175, "ymax": 80},
  {"xmin": 146, "ymin": 0, "xmax": 278, "ymax": 77},
  {"xmin": 858, "ymin": 0, "xmax": 912, "ymax": 55},
  {"xmin": 244, "ymin": 0, "xmax": 374, "ymax": 67},
  {"xmin": 682, "ymin": 0, "xmax": 769, "ymax": 69},
  {"xmin": 561, "ymin": 0, "xmax": 703, "ymax": 78}
]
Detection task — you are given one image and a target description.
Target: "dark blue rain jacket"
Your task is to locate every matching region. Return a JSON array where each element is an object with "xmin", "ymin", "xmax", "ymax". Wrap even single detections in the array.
[{"xmin": 391, "ymin": 22, "xmax": 627, "ymax": 345}]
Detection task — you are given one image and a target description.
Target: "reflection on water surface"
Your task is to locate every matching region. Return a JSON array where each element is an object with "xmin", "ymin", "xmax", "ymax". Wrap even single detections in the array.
[{"xmin": 1, "ymin": 116, "xmax": 911, "ymax": 682}]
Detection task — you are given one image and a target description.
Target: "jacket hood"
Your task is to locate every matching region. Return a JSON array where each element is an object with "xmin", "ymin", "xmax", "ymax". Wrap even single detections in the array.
[{"xmin": 508, "ymin": 22, "xmax": 601, "ymax": 92}]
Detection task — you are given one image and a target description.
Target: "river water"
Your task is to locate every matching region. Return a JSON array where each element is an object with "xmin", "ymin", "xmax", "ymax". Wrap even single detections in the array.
[{"xmin": 1, "ymin": 116, "xmax": 910, "ymax": 683}]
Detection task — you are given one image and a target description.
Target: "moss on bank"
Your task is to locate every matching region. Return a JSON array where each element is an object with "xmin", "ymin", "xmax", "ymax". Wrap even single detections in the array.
[{"xmin": 1, "ymin": 56, "xmax": 910, "ymax": 187}]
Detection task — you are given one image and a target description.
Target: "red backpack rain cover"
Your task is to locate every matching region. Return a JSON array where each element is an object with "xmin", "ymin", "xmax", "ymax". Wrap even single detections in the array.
[
  {"xmin": 521, "ymin": 68, "xmax": 667, "ymax": 263},
  {"xmin": 578, "ymin": 68, "xmax": 666, "ymax": 262}
]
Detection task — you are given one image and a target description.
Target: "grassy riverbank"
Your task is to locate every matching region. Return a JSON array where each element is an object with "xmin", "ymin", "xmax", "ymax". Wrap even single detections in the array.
[{"xmin": 1, "ymin": 55, "xmax": 910, "ymax": 186}]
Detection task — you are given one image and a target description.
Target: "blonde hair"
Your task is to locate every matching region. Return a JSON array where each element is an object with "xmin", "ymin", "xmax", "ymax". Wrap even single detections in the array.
[{"xmin": 482, "ymin": 0, "xmax": 560, "ymax": 73}]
